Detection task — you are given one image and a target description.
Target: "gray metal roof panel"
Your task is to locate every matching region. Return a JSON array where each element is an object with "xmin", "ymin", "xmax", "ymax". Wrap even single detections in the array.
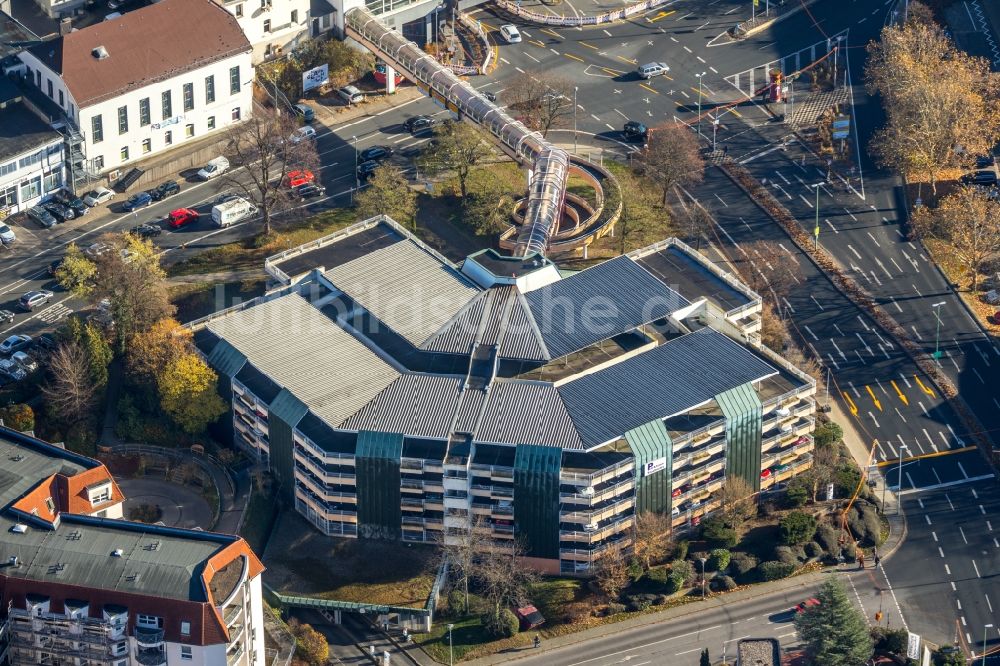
[
  {"xmin": 524, "ymin": 256, "xmax": 690, "ymax": 359},
  {"xmin": 340, "ymin": 373, "xmax": 464, "ymax": 439},
  {"xmin": 558, "ymin": 328, "xmax": 778, "ymax": 448},
  {"xmin": 476, "ymin": 381, "xmax": 582, "ymax": 449}
]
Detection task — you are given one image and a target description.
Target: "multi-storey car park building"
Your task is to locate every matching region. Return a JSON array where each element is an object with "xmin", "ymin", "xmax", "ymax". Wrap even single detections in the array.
[
  {"xmin": 0, "ymin": 427, "xmax": 266, "ymax": 666},
  {"xmin": 191, "ymin": 216, "xmax": 817, "ymax": 575}
]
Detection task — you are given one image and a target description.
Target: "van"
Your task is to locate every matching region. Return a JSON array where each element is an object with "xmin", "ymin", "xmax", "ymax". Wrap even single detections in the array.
[
  {"xmin": 637, "ymin": 62, "xmax": 670, "ymax": 79},
  {"xmin": 293, "ymin": 103, "xmax": 315, "ymax": 123},
  {"xmin": 197, "ymin": 156, "xmax": 230, "ymax": 181},
  {"xmin": 211, "ymin": 196, "xmax": 258, "ymax": 228},
  {"xmin": 337, "ymin": 85, "xmax": 364, "ymax": 105},
  {"xmin": 104, "ymin": 11, "xmax": 122, "ymax": 20}
]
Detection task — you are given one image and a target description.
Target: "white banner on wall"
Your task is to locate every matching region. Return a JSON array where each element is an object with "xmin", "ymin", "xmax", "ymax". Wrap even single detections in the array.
[
  {"xmin": 644, "ymin": 457, "xmax": 667, "ymax": 476},
  {"xmin": 302, "ymin": 64, "xmax": 329, "ymax": 93}
]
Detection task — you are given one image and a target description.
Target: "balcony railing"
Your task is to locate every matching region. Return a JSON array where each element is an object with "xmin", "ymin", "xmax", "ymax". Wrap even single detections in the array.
[
  {"xmin": 133, "ymin": 627, "xmax": 163, "ymax": 648},
  {"xmin": 560, "ymin": 458, "xmax": 634, "ymax": 484},
  {"xmin": 135, "ymin": 649, "xmax": 167, "ymax": 666}
]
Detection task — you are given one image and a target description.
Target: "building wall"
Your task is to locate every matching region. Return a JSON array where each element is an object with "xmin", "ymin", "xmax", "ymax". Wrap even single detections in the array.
[
  {"xmin": 18, "ymin": 49, "xmax": 253, "ymax": 175},
  {"xmin": 0, "ymin": 137, "xmax": 65, "ymax": 215},
  {"xmin": 512, "ymin": 444, "xmax": 561, "ymax": 560},
  {"xmin": 216, "ymin": 0, "xmax": 311, "ymax": 63}
]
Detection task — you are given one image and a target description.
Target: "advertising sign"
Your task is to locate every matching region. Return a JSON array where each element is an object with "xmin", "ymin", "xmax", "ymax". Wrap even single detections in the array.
[
  {"xmin": 906, "ymin": 632, "xmax": 920, "ymax": 659},
  {"xmin": 644, "ymin": 457, "xmax": 667, "ymax": 476},
  {"xmin": 302, "ymin": 64, "xmax": 329, "ymax": 93}
]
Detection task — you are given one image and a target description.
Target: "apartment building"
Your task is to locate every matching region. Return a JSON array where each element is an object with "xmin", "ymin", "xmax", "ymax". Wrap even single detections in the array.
[
  {"xmin": 17, "ymin": 0, "xmax": 253, "ymax": 177},
  {"xmin": 0, "ymin": 427, "xmax": 266, "ymax": 666},
  {"xmin": 0, "ymin": 78, "xmax": 65, "ymax": 216},
  {"xmin": 213, "ymin": 0, "xmax": 313, "ymax": 63},
  {"xmin": 191, "ymin": 215, "xmax": 816, "ymax": 575}
]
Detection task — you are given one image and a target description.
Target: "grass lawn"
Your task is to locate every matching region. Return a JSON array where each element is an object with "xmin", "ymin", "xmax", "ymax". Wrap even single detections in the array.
[
  {"xmin": 240, "ymin": 489, "xmax": 280, "ymax": 555},
  {"xmin": 263, "ymin": 511, "xmax": 436, "ymax": 608}
]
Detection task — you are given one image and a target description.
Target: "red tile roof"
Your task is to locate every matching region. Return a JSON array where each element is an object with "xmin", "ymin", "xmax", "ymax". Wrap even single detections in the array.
[
  {"xmin": 10, "ymin": 464, "xmax": 123, "ymax": 527},
  {"xmin": 28, "ymin": 0, "xmax": 250, "ymax": 108}
]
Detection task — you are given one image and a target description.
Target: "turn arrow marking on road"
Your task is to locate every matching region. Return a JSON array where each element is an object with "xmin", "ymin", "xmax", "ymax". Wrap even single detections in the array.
[{"xmin": 867, "ymin": 385, "xmax": 883, "ymax": 412}]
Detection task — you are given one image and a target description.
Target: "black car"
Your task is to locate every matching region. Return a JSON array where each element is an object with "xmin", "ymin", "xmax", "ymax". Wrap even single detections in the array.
[
  {"xmin": 149, "ymin": 180, "xmax": 181, "ymax": 201},
  {"xmin": 130, "ymin": 223, "xmax": 162, "ymax": 239},
  {"xmin": 481, "ymin": 91, "xmax": 497, "ymax": 102},
  {"xmin": 976, "ymin": 154, "xmax": 996, "ymax": 169},
  {"xmin": 403, "ymin": 115, "xmax": 436, "ymax": 133},
  {"xmin": 960, "ymin": 167, "xmax": 999, "ymax": 186},
  {"xmin": 53, "ymin": 191, "xmax": 89, "ymax": 217},
  {"xmin": 622, "ymin": 121, "xmax": 648, "ymax": 142},
  {"xmin": 35, "ymin": 333, "xmax": 57, "ymax": 352},
  {"xmin": 359, "ymin": 145, "xmax": 394, "ymax": 162},
  {"xmin": 295, "ymin": 184, "xmax": 327, "ymax": 199},
  {"xmin": 43, "ymin": 202, "xmax": 75, "ymax": 222},
  {"xmin": 26, "ymin": 206, "xmax": 57, "ymax": 229},
  {"xmin": 357, "ymin": 160, "xmax": 380, "ymax": 181},
  {"xmin": 48, "ymin": 258, "xmax": 63, "ymax": 277}
]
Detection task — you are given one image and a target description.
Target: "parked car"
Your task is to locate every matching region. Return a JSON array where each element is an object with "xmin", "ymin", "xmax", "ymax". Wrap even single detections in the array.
[
  {"xmin": 35, "ymin": 333, "xmax": 57, "ymax": 352},
  {"xmin": 671, "ymin": 487, "xmax": 683, "ymax": 498},
  {"xmin": 43, "ymin": 202, "xmax": 75, "ymax": 222},
  {"xmin": 83, "ymin": 186, "xmax": 115, "ymax": 207},
  {"xmin": 336, "ymin": 85, "xmax": 365, "ymax": 105},
  {"xmin": 11, "ymin": 351, "xmax": 37, "ymax": 373},
  {"xmin": 0, "ymin": 310, "xmax": 13, "ymax": 325},
  {"xmin": 481, "ymin": 90, "xmax": 497, "ymax": 102},
  {"xmin": 0, "ymin": 334, "xmax": 32, "ymax": 355},
  {"xmin": 284, "ymin": 170, "xmax": 315, "ymax": 188},
  {"xmin": 197, "ymin": 156, "xmax": 230, "ymax": 181},
  {"xmin": 27, "ymin": 206, "xmax": 57, "ymax": 229},
  {"xmin": 499, "ymin": 24, "xmax": 521, "ymax": 43},
  {"xmin": 760, "ymin": 468, "xmax": 773, "ymax": 479},
  {"xmin": 293, "ymin": 103, "xmax": 315, "ymax": 123},
  {"xmin": 295, "ymin": 184, "xmax": 327, "ymax": 199},
  {"xmin": 359, "ymin": 145, "xmax": 393, "ymax": 162},
  {"xmin": 403, "ymin": 115, "xmax": 436, "ymax": 133},
  {"xmin": 149, "ymin": 180, "xmax": 181, "ymax": 201},
  {"xmin": 622, "ymin": 120, "xmax": 648, "ymax": 142},
  {"xmin": 989, "ymin": 311, "xmax": 1000, "ymax": 325},
  {"xmin": 960, "ymin": 166, "xmax": 998, "ymax": 186},
  {"xmin": 123, "ymin": 191, "xmax": 153, "ymax": 212},
  {"xmin": 130, "ymin": 223, "xmax": 162, "ymax": 238},
  {"xmin": 18, "ymin": 291, "xmax": 53, "ymax": 311},
  {"xmin": 0, "ymin": 359, "xmax": 26, "ymax": 381},
  {"xmin": 0, "ymin": 224, "xmax": 15, "ymax": 245},
  {"xmin": 167, "ymin": 208, "xmax": 200, "ymax": 229},
  {"xmin": 289, "ymin": 126, "xmax": 317, "ymax": 144},
  {"xmin": 637, "ymin": 61, "xmax": 670, "ymax": 79},
  {"xmin": 357, "ymin": 160, "xmax": 380, "ymax": 181},
  {"xmin": 84, "ymin": 242, "xmax": 111, "ymax": 259},
  {"xmin": 976, "ymin": 154, "xmax": 996, "ymax": 169},
  {"xmin": 53, "ymin": 191, "xmax": 90, "ymax": 216},
  {"xmin": 48, "ymin": 258, "xmax": 63, "ymax": 277},
  {"xmin": 795, "ymin": 598, "xmax": 820, "ymax": 614}
]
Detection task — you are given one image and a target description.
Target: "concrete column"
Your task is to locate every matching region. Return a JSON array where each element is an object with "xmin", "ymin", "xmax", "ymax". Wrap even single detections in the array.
[
  {"xmin": 386, "ymin": 65, "xmax": 396, "ymax": 94},
  {"xmin": 426, "ymin": 14, "xmax": 432, "ymax": 43},
  {"xmin": 582, "ymin": 244, "xmax": 588, "ymax": 259}
]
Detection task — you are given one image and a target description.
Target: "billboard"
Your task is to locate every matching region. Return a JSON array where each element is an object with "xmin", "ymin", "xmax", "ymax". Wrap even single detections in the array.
[
  {"xmin": 302, "ymin": 64, "xmax": 329, "ymax": 93},
  {"xmin": 644, "ymin": 457, "xmax": 667, "ymax": 476}
]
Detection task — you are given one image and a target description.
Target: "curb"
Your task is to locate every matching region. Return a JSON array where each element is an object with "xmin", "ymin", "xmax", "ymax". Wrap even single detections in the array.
[{"xmin": 733, "ymin": 0, "xmax": 822, "ymax": 40}]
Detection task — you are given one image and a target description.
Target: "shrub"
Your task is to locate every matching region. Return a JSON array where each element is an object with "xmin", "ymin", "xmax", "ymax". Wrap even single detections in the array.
[
  {"xmin": 625, "ymin": 599, "xmax": 651, "ymax": 612},
  {"xmin": 701, "ymin": 517, "xmax": 738, "ymax": 548},
  {"xmin": 665, "ymin": 571, "xmax": 686, "ymax": 594},
  {"xmin": 848, "ymin": 502, "xmax": 884, "ymax": 547},
  {"xmin": 627, "ymin": 557, "xmax": 644, "ymax": 582},
  {"xmin": 834, "ymin": 462, "xmax": 862, "ymax": 498},
  {"xmin": 804, "ymin": 541, "xmax": 824, "ymax": 559},
  {"xmin": 785, "ymin": 482, "xmax": 810, "ymax": 508},
  {"xmin": 813, "ymin": 421, "xmax": 844, "ymax": 448},
  {"xmin": 756, "ymin": 560, "xmax": 795, "ymax": 581},
  {"xmin": 871, "ymin": 626, "xmax": 908, "ymax": 654},
  {"xmin": 671, "ymin": 560, "xmax": 694, "ymax": 585},
  {"xmin": 606, "ymin": 602, "xmax": 626, "ymax": 616},
  {"xmin": 0, "ymin": 404, "xmax": 34, "ymax": 432},
  {"xmin": 714, "ymin": 575, "xmax": 737, "ymax": 591},
  {"xmin": 707, "ymin": 548, "xmax": 731, "ymax": 572},
  {"xmin": 482, "ymin": 608, "xmax": 519, "ymax": 638},
  {"xmin": 643, "ymin": 567, "xmax": 669, "ymax": 585},
  {"xmin": 674, "ymin": 539, "xmax": 690, "ymax": 561},
  {"xmin": 653, "ymin": 594, "xmax": 669, "ymax": 606},
  {"xmin": 815, "ymin": 523, "xmax": 842, "ymax": 560},
  {"xmin": 66, "ymin": 422, "xmax": 97, "ymax": 457},
  {"xmin": 774, "ymin": 545, "xmax": 798, "ymax": 565},
  {"xmin": 779, "ymin": 511, "xmax": 817, "ymax": 545},
  {"xmin": 447, "ymin": 588, "xmax": 466, "ymax": 616},
  {"xmin": 729, "ymin": 552, "xmax": 759, "ymax": 577}
]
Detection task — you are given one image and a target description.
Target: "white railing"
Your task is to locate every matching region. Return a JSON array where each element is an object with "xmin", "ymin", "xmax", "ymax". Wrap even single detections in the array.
[{"xmin": 493, "ymin": 0, "xmax": 674, "ymax": 26}]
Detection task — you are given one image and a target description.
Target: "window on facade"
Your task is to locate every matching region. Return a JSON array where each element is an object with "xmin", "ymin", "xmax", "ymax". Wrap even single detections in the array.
[
  {"xmin": 42, "ymin": 169, "xmax": 61, "ymax": 193},
  {"xmin": 17, "ymin": 151, "xmax": 42, "ymax": 169},
  {"xmin": 44, "ymin": 497, "xmax": 55, "ymax": 514},
  {"xmin": 0, "ymin": 161, "xmax": 14, "ymax": 178},
  {"xmin": 232, "ymin": 107, "xmax": 241, "ymax": 121},
  {"xmin": 142, "ymin": 139, "xmax": 152, "ymax": 154},
  {"xmin": 0, "ymin": 184, "xmax": 16, "ymax": 208},
  {"xmin": 263, "ymin": 18, "xmax": 271, "ymax": 32},
  {"xmin": 117, "ymin": 105, "xmax": 128, "ymax": 134},
  {"xmin": 34, "ymin": 70, "xmax": 40, "ymax": 87},
  {"xmin": 205, "ymin": 75, "xmax": 216, "ymax": 104},
  {"xmin": 181, "ymin": 621, "xmax": 191, "ymax": 636},
  {"xmin": 181, "ymin": 646, "xmax": 192, "ymax": 660},
  {"xmin": 230, "ymin": 66, "xmax": 241, "ymax": 95},
  {"xmin": 162, "ymin": 90, "xmax": 172, "ymax": 120},
  {"xmin": 139, "ymin": 98, "xmax": 151, "ymax": 126},
  {"xmin": 164, "ymin": 131, "xmax": 172, "ymax": 146},
  {"xmin": 46, "ymin": 79, "xmax": 53, "ymax": 98},
  {"xmin": 292, "ymin": 9, "xmax": 299, "ymax": 22},
  {"xmin": 91, "ymin": 115, "xmax": 104, "ymax": 144},
  {"xmin": 120, "ymin": 146, "xmax": 129, "ymax": 162},
  {"xmin": 185, "ymin": 123, "xmax": 194, "ymax": 138},
  {"xmin": 136, "ymin": 614, "xmax": 162, "ymax": 628},
  {"xmin": 58, "ymin": 90, "xmax": 64, "ymax": 107},
  {"xmin": 207, "ymin": 116, "xmax": 216, "ymax": 130},
  {"xmin": 260, "ymin": 0, "xmax": 266, "ymax": 8},
  {"xmin": 235, "ymin": 3, "xmax": 243, "ymax": 16},
  {"xmin": 183, "ymin": 82, "xmax": 194, "ymax": 111},
  {"xmin": 19, "ymin": 176, "xmax": 41, "ymax": 203},
  {"xmin": 93, "ymin": 155, "xmax": 104, "ymax": 171}
]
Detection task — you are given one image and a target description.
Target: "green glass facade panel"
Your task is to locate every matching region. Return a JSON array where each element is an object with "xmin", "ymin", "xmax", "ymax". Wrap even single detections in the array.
[
  {"xmin": 716, "ymin": 382, "xmax": 763, "ymax": 492},
  {"xmin": 355, "ymin": 430, "xmax": 404, "ymax": 541},
  {"xmin": 624, "ymin": 419, "xmax": 671, "ymax": 514},
  {"xmin": 513, "ymin": 444, "xmax": 562, "ymax": 559},
  {"xmin": 207, "ymin": 339, "xmax": 247, "ymax": 379},
  {"xmin": 267, "ymin": 389, "xmax": 309, "ymax": 502}
]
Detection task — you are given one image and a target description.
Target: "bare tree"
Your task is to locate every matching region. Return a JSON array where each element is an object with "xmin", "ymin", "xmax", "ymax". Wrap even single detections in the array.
[
  {"xmin": 594, "ymin": 548, "xmax": 630, "ymax": 600},
  {"xmin": 475, "ymin": 538, "xmax": 538, "ymax": 618},
  {"xmin": 436, "ymin": 516, "xmax": 492, "ymax": 614},
  {"xmin": 913, "ymin": 186, "xmax": 1000, "ymax": 290},
  {"xmin": 808, "ymin": 443, "xmax": 840, "ymax": 502},
  {"xmin": 42, "ymin": 342, "xmax": 98, "ymax": 424},
  {"xmin": 718, "ymin": 475, "xmax": 757, "ymax": 530},
  {"xmin": 680, "ymin": 201, "xmax": 714, "ymax": 251},
  {"xmin": 504, "ymin": 72, "xmax": 575, "ymax": 137},
  {"xmin": 737, "ymin": 240, "xmax": 795, "ymax": 307},
  {"xmin": 418, "ymin": 120, "xmax": 494, "ymax": 198},
  {"xmin": 631, "ymin": 511, "xmax": 673, "ymax": 570},
  {"xmin": 222, "ymin": 106, "xmax": 320, "ymax": 236},
  {"xmin": 636, "ymin": 123, "xmax": 705, "ymax": 205}
]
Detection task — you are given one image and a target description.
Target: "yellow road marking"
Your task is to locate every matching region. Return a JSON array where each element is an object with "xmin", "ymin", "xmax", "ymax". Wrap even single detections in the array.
[
  {"xmin": 730, "ymin": 108, "xmax": 743, "ymax": 118},
  {"xmin": 866, "ymin": 385, "xmax": 883, "ymax": 411},
  {"xmin": 648, "ymin": 9, "xmax": 676, "ymax": 22},
  {"xmin": 540, "ymin": 28, "xmax": 561, "ymax": 38},
  {"xmin": 890, "ymin": 380, "xmax": 909, "ymax": 406},
  {"xmin": 601, "ymin": 66, "xmax": 625, "ymax": 75},
  {"xmin": 529, "ymin": 39, "xmax": 545, "ymax": 48},
  {"xmin": 616, "ymin": 55, "xmax": 638, "ymax": 65},
  {"xmin": 876, "ymin": 445, "xmax": 977, "ymax": 467},
  {"xmin": 564, "ymin": 53, "xmax": 585, "ymax": 62},
  {"xmin": 579, "ymin": 41, "xmax": 600, "ymax": 50},
  {"xmin": 639, "ymin": 83, "xmax": 659, "ymax": 94},
  {"xmin": 481, "ymin": 22, "xmax": 497, "ymax": 32},
  {"xmin": 914, "ymin": 375, "xmax": 936, "ymax": 398},
  {"xmin": 842, "ymin": 392, "xmax": 859, "ymax": 417}
]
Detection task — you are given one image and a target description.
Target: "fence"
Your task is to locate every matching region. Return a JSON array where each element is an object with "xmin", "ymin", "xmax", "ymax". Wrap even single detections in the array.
[{"xmin": 493, "ymin": 0, "xmax": 673, "ymax": 27}]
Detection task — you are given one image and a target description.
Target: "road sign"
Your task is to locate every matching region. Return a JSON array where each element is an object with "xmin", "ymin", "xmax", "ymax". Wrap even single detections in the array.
[
  {"xmin": 907, "ymin": 632, "xmax": 920, "ymax": 659},
  {"xmin": 832, "ymin": 130, "xmax": 850, "ymax": 140}
]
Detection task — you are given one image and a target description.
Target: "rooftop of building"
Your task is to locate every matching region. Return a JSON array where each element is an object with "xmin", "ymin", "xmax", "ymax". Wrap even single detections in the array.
[
  {"xmin": 24, "ymin": 0, "xmax": 250, "ymax": 108},
  {"xmin": 0, "ymin": 94, "xmax": 62, "ymax": 161},
  {"xmin": 195, "ymin": 216, "xmax": 812, "ymax": 454},
  {"xmin": 737, "ymin": 638, "xmax": 781, "ymax": 666}
]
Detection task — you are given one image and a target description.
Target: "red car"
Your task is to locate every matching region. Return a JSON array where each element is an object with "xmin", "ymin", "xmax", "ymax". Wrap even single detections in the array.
[
  {"xmin": 672, "ymin": 487, "xmax": 683, "ymax": 498},
  {"xmin": 168, "ymin": 208, "xmax": 199, "ymax": 229},
  {"xmin": 795, "ymin": 598, "xmax": 820, "ymax": 613},
  {"xmin": 760, "ymin": 468, "xmax": 772, "ymax": 480},
  {"xmin": 285, "ymin": 170, "xmax": 314, "ymax": 188}
]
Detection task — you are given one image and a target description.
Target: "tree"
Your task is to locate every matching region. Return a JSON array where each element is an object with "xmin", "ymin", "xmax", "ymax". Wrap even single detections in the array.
[
  {"xmin": 418, "ymin": 120, "xmax": 493, "ymax": 199},
  {"xmin": 718, "ymin": 475, "xmax": 757, "ymax": 531},
  {"xmin": 60, "ymin": 318, "xmax": 113, "ymax": 388},
  {"xmin": 866, "ymin": 20, "xmax": 1000, "ymax": 193},
  {"xmin": 739, "ymin": 240, "xmax": 796, "ymax": 306},
  {"xmin": 935, "ymin": 646, "xmax": 967, "ymax": 666},
  {"xmin": 504, "ymin": 72, "xmax": 574, "ymax": 137},
  {"xmin": 54, "ymin": 243, "xmax": 97, "ymax": 295},
  {"xmin": 42, "ymin": 342, "xmax": 98, "ymax": 425},
  {"xmin": 700, "ymin": 648, "xmax": 711, "ymax": 666},
  {"xmin": 913, "ymin": 186, "xmax": 1000, "ymax": 290},
  {"xmin": 779, "ymin": 511, "xmax": 818, "ymax": 545},
  {"xmin": 437, "ymin": 515, "xmax": 492, "ymax": 614},
  {"xmin": 631, "ymin": 511, "xmax": 673, "ymax": 569},
  {"xmin": 157, "ymin": 353, "xmax": 227, "ymax": 435},
  {"xmin": 126, "ymin": 318, "xmax": 194, "ymax": 382},
  {"xmin": 0, "ymin": 404, "xmax": 34, "ymax": 432},
  {"xmin": 474, "ymin": 538, "xmax": 538, "ymax": 619},
  {"xmin": 290, "ymin": 621, "xmax": 329, "ymax": 666},
  {"xmin": 795, "ymin": 578, "xmax": 874, "ymax": 666},
  {"xmin": 808, "ymin": 441, "xmax": 839, "ymax": 502},
  {"xmin": 701, "ymin": 516, "xmax": 738, "ymax": 548},
  {"xmin": 355, "ymin": 164, "xmax": 418, "ymax": 227},
  {"xmin": 594, "ymin": 548, "xmax": 631, "ymax": 600},
  {"xmin": 222, "ymin": 106, "xmax": 320, "ymax": 236},
  {"xmin": 463, "ymin": 178, "xmax": 517, "ymax": 235},
  {"xmin": 636, "ymin": 123, "xmax": 705, "ymax": 205}
]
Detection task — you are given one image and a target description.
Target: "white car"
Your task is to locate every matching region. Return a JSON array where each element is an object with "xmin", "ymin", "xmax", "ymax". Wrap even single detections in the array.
[
  {"xmin": 637, "ymin": 62, "xmax": 670, "ymax": 79},
  {"xmin": 11, "ymin": 352, "xmax": 37, "ymax": 373},
  {"xmin": 197, "ymin": 156, "xmax": 230, "ymax": 181},
  {"xmin": 0, "ymin": 224, "xmax": 15, "ymax": 245},
  {"xmin": 500, "ymin": 24, "xmax": 521, "ymax": 44},
  {"xmin": 83, "ymin": 186, "xmax": 115, "ymax": 207},
  {"xmin": 289, "ymin": 126, "xmax": 317, "ymax": 144}
]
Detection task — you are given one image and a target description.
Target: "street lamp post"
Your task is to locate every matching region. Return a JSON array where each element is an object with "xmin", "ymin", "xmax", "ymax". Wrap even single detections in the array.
[
  {"xmin": 699, "ymin": 557, "xmax": 707, "ymax": 599},
  {"xmin": 695, "ymin": 72, "xmax": 707, "ymax": 137},
  {"xmin": 712, "ymin": 115, "xmax": 719, "ymax": 152},
  {"xmin": 352, "ymin": 135, "xmax": 359, "ymax": 205},
  {"xmin": 896, "ymin": 444, "xmax": 908, "ymax": 515},
  {"xmin": 931, "ymin": 301, "xmax": 946, "ymax": 359},
  {"xmin": 983, "ymin": 624, "xmax": 993, "ymax": 665},
  {"xmin": 447, "ymin": 623, "xmax": 454, "ymax": 666},
  {"xmin": 573, "ymin": 86, "xmax": 578, "ymax": 154},
  {"xmin": 811, "ymin": 183, "xmax": 821, "ymax": 249}
]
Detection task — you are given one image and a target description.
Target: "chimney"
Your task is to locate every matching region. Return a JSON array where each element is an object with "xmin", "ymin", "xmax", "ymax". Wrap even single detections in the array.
[{"xmin": 59, "ymin": 17, "xmax": 73, "ymax": 35}]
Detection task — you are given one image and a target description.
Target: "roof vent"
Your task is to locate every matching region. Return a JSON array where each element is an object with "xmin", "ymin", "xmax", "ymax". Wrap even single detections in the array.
[
  {"xmin": 8, "ymin": 556, "xmax": 18, "ymax": 567},
  {"xmin": 111, "ymin": 548, "xmax": 124, "ymax": 557},
  {"xmin": 92, "ymin": 46, "xmax": 109, "ymax": 60},
  {"xmin": 10, "ymin": 524, "xmax": 27, "ymax": 534}
]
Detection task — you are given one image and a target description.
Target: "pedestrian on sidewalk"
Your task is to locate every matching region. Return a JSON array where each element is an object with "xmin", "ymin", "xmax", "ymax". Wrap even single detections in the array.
[
  {"xmin": 723, "ymin": 144, "xmax": 729, "ymax": 158},
  {"xmin": 874, "ymin": 555, "xmax": 881, "ymax": 568}
]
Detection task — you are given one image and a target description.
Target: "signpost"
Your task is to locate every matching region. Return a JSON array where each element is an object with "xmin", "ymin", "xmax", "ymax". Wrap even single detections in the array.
[
  {"xmin": 906, "ymin": 632, "xmax": 920, "ymax": 660},
  {"xmin": 302, "ymin": 64, "xmax": 329, "ymax": 93}
]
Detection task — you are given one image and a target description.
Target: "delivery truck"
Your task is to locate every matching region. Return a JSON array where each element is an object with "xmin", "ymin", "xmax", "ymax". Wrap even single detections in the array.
[{"xmin": 211, "ymin": 196, "xmax": 258, "ymax": 228}]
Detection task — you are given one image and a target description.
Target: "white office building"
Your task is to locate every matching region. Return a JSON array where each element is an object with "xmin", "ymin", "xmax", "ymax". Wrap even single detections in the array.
[
  {"xmin": 18, "ymin": 0, "xmax": 253, "ymax": 177},
  {"xmin": 214, "ymin": 0, "xmax": 314, "ymax": 63},
  {"xmin": 0, "ymin": 79, "xmax": 65, "ymax": 216}
]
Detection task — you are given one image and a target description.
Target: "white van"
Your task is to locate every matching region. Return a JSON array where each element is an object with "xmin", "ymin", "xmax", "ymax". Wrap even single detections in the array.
[
  {"xmin": 637, "ymin": 62, "xmax": 670, "ymax": 79},
  {"xmin": 104, "ymin": 11, "xmax": 123, "ymax": 20},
  {"xmin": 211, "ymin": 196, "xmax": 257, "ymax": 228},
  {"xmin": 197, "ymin": 156, "xmax": 230, "ymax": 181}
]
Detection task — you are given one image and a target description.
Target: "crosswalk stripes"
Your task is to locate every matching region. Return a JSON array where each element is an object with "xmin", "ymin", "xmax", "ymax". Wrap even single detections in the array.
[{"xmin": 38, "ymin": 304, "xmax": 71, "ymax": 324}]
